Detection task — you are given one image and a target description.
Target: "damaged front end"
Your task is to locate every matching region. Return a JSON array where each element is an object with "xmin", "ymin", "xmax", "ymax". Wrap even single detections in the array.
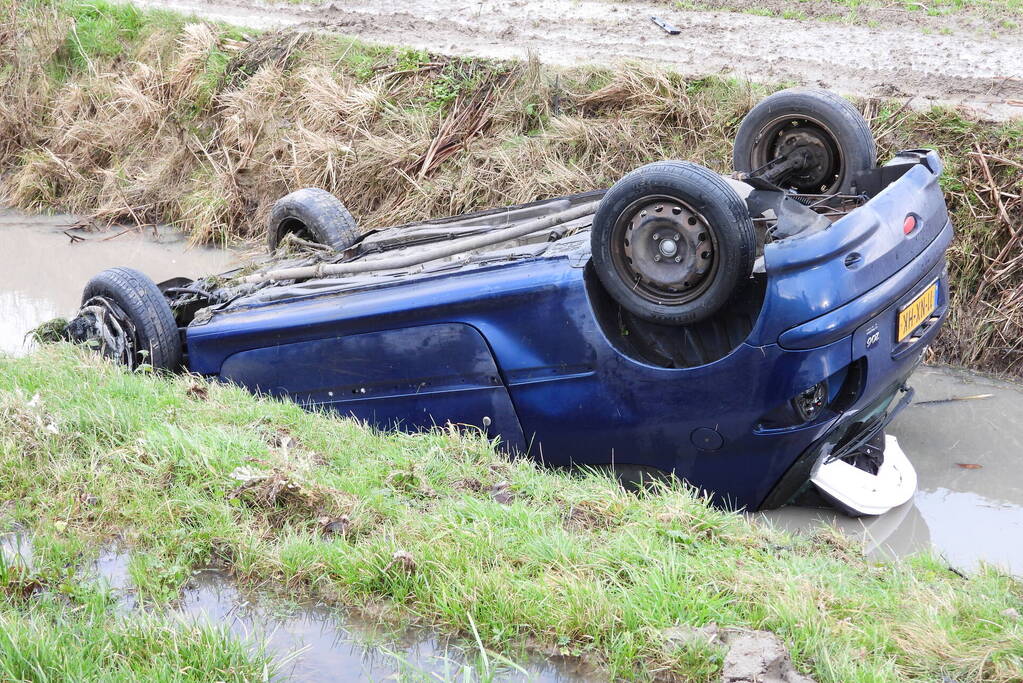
[
  {"xmin": 64, "ymin": 297, "xmax": 139, "ymax": 367},
  {"xmin": 762, "ymin": 379, "xmax": 919, "ymax": 516}
]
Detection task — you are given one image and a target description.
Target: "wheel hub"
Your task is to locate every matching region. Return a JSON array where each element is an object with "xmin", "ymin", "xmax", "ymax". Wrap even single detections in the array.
[
  {"xmin": 658, "ymin": 238, "xmax": 678, "ymax": 257},
  {"xmin": 767, "ymin": 121, "xmax": 840, "ymax": 192},
  {"xmin": 70, "ymin": 296, "xmax": 138, "ymax": 366},
  {"xmin": 619, "ymin": 199, "xmax": 714, "ymax": 300}
]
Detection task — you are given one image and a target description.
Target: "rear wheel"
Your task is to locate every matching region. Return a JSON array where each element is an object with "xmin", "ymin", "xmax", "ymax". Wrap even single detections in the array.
[
  {"xmin": 591, "ymin": 161, "xmax": 757, "ymax": 326},
  {"xmin": 733, "ymin": 88, "xmax": 876, "ymax": 195},
  {"xmin": 76, "ymin": 267, "xmax": 182, "ymax": 370},
  {"xmin": 267, "ymin": 188, "xmax": 360, "ymax": 253}
]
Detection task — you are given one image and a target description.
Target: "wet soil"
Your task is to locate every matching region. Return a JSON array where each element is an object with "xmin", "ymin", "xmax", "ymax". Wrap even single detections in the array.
[
  {"xmin": 0, "ymin": 209, "xmax": 236, "ymax": 356},
  {"xmin": 124, "ymin": 0, "xmax": 1023, "ymax": 120},
  {"xmin": 672, "ymin": 0, "xmax": 1021, "ymax": 35}
]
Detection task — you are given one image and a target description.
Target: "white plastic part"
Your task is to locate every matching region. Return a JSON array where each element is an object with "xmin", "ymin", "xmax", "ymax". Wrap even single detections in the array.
[{"xmin": 811, "ymin": 434, "xmax": 917, "ymax": 517}]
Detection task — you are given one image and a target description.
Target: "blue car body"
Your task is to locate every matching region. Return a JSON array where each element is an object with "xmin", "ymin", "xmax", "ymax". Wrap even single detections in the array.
[{"xmin": 184, "ymin": 151, "xmax": 952, "ymax": 511}]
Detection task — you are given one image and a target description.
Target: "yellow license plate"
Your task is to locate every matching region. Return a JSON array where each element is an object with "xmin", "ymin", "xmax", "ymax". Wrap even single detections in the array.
[{"xmin": 897, "ymin": 282, "xmax": 938, "ymax": 342}]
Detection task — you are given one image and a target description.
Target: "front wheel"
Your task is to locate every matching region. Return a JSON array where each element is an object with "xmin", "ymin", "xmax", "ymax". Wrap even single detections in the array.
[
  {"xmin": 590, "ymin": 161, "xmax": 757, "ymax": 326},
  {"xmin": 74, "ymin": 267, "xmax": 182, "ymax": 370}
]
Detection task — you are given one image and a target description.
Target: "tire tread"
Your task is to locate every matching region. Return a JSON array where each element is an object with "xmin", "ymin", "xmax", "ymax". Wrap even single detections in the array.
[
  {"xmin": 268, "ymin": 188, "xmax": 360, "ymax": 252},
  {"xmin": 82, "ymin": 267, "xmax": 182, "ymax": 370},
  {"xmin": 591, "ymin": 161, "xmax": 756, "ymax": 326}
]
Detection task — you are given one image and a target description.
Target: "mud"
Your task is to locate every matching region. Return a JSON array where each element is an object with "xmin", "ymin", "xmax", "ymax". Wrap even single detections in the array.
[
  {"xmin": 663, "ymin": 624, "xmax": 815, "ymax": 683},
  {"xmin": 674, "ymin": 0, "xmax": 1018, "ymax": 35},
  {"xmin": 764, "ymin": 365, "xmax": 1023, "ymax": 575},
  {"xmin": 124, "ymin": 0, "xmax": 1023, "ymax": 120},
  {"xmin": 0, "ymin": 209, "xmax": 237, "ymax": 356}
]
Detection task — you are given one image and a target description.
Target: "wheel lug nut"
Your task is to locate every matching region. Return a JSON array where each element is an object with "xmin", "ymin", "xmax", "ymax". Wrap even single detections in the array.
[
  {"xmin": 654, "ymin": 254, "xmax": 661, "ymax": 261},
  {"xmin": 652, "ymin": 233, "xmax": 661, "ymax": 240},
  {"xmin": 673, "ymin": 233, "xmax": 680, "ymax": 240},
  {"xmin": 674, "ymin": 256, "xmax": 681, "ymax": 262}
]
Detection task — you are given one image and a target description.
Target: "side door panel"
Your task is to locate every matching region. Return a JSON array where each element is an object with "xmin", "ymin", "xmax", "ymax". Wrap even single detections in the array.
[{"xmin": 219, "ymin": 323, "xmax": 526, "ymax": 451}]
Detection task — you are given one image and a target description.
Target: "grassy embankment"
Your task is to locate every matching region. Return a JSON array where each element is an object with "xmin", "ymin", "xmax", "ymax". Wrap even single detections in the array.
[
  {"xmin": 2, "ymin": 2, "xmax": 1023, "ymax": 680},
  {"xmin": 2, "ymin": 1, "xmax": 1023, "ymax": 374},
  {"xmin": 1, "ymin": 346, "xmax": 1022, "ymax": 681}
]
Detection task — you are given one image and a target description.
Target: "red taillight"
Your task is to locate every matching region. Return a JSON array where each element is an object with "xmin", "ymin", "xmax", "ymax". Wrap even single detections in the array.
[{"xmin": 903, "ymin": 215, "xmax": 917, "ymax": 235}]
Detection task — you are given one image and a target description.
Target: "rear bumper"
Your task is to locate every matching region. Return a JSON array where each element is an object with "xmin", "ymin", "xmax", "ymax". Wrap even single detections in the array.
[
  {"xmin": 756, "ymin": 238, "xmax": 949, "ymax": 510},
  {"xmin": 778, "ymin": 219, "xmax": 953, "ymax": 350},
  {"xmin": 751, "ymin": 153, "xmax": 950, "ymax": 346}
]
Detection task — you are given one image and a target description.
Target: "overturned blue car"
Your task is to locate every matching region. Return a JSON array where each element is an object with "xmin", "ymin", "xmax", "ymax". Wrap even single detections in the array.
[{"xmin": 71, "ymin": 89, "xmax": 952, "ymax": 516}]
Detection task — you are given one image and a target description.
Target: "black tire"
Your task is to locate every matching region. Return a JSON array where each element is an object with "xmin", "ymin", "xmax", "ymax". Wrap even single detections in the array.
[
  {"xmin": 591, "ymin": 161, "xmax": 756, "ymax": 326},
  {"xmin": 81, "ymin": 267, "xmax": 182, "ymax": 370},
  {"xmin": 733, "ymin": 88, "xmax": 876, "ymax": 195},
  {"xmin": 267, "ymin": 188, "xmax": 360, "ymax": 253}
]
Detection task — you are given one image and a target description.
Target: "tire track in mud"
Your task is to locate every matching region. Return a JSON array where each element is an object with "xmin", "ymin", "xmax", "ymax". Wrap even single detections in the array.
[{"xmin": 131, "ymin": 0, "xmax": 1023, "ymax": 119}]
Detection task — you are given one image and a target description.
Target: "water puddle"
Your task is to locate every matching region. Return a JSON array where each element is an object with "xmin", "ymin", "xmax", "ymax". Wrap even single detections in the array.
[
  {"xmin": 0, "ymin": 209, "xmax": 237, "ymax": 356},
  {"xmin": 0, "ymin": 534, "xmax": 596, "ymax": 680},
  {"xmin": 80, "ymin": 548, "xmax": 597, "ymax": 682},
  {"xmin": 763, "ymin": 365, "xmax": 1023, "ymax": 575},
  {"xmin": 0, "ymin": 530, "xmax": 33, "ymax": 567}
]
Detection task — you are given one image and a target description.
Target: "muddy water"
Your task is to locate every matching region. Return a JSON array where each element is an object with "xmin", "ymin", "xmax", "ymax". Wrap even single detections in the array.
[
  {"xmin": 0, "ymin": 209, "xmax": 237, "ymax": 355},
  {"xmin": 165, "ymin": 570, "xmax": 596, "ymax": 681},
  {"xmin": 764, "ymin": 366, "xmax": 1023, "ymax": 575}
]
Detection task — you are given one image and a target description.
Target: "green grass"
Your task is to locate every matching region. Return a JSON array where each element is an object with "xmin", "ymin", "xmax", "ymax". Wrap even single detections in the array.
[
  {"xmin": 0, "ymin": 603, "xmax": 273, "ymax": 682},
  {"xmin": 46, "ymin": 0, "xmax": 186, "ymax": 80},
  {"xmin": 832, "ymin": 0, "xmax": 1023, "ymax": 13},
  {"xmin": 64, "ymin": 1, "xmax": 147, "ymax": 67},
  {"xmin": 1, "ymin": 346, "xmax": 1021, "ymax": 681},
  {"xmin": 0, "ymin": 544, "xmax": 273, "ymax": 681}
]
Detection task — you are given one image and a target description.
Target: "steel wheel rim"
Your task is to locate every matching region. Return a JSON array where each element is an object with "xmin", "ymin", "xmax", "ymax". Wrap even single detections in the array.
[
  {"xmin": 77, "ymin": 296, "xmax": 138, "ymax": 366},
  {"xmin": 752, "ymin": 114, "xmax": 844, "ymax": 194},
  {"xmin": 609, "ymin": 195, "xmax": 719, "ymax": 306}
]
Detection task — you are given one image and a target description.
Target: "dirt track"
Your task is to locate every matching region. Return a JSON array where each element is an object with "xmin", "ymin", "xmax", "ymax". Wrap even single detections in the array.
[{"xmin": 129, "ymin": 0, "xmax": 1023, "ymax": 120}]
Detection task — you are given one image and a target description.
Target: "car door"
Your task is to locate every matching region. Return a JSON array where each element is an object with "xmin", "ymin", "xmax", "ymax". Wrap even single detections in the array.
[{"xmin": 218, "ymin": 323, "xmax": 527, "ymax": 452}]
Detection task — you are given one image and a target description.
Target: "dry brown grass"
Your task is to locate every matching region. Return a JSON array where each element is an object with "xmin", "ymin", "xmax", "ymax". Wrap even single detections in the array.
[{"xmin": 2, "ymin": 2, "xmax": 1023, "ymax": 375}]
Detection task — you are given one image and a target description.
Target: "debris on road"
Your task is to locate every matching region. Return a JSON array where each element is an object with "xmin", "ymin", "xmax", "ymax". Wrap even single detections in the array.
[
  {"xmin": 650, "ymin": 15, "xmax": 681, "ymax": 34},
  {"xmin": 915, "ymin": 393, "xmax": 993, "ymax": 406}
]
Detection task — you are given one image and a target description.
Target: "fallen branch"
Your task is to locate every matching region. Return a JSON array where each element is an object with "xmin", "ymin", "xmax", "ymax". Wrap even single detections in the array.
[{"xmin": 974, "ymin": 143, "xmax": 1014, "ymax": 229}]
